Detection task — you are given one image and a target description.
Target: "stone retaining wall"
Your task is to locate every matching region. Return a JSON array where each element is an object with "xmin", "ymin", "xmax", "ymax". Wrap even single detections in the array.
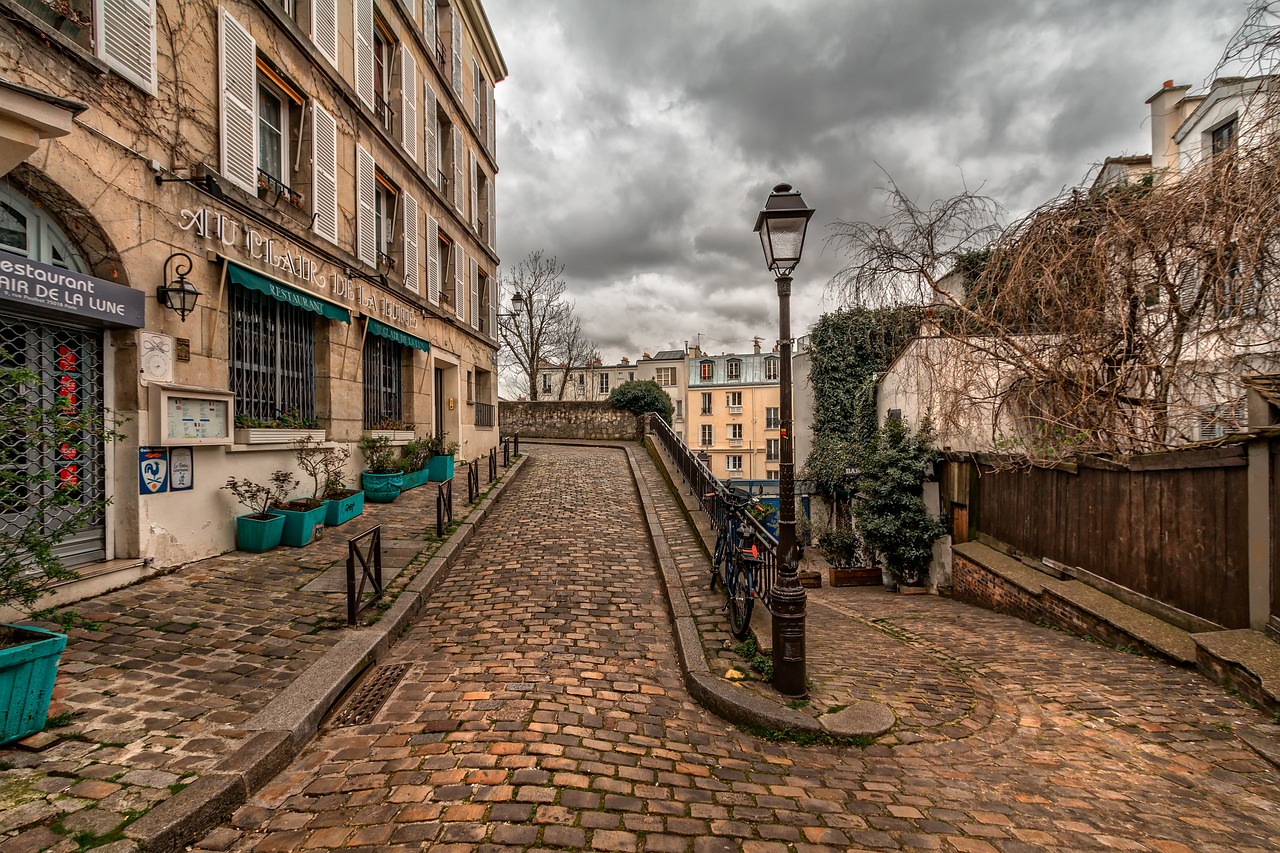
[{"xmin": 499, "ymin": 401, "xmax": 642, "ymax": 442}]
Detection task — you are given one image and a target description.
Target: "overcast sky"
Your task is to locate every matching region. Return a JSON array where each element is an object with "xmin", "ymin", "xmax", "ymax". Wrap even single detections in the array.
[{"xmin": 486, "ymin": 0, "xmax": 1246, "ymax": 366}]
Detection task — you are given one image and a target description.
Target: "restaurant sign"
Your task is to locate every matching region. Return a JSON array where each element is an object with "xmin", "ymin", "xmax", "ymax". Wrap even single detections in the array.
[{"xmin": 0, "ymin": 249, "xmax": 145, "ymax": 328}]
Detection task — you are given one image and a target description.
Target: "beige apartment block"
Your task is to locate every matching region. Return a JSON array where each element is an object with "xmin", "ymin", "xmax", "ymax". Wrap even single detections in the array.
[
  {"xmin": 537, "ymin": 357, "xmax": 638, "ymax": 401},
  {"xmin": 687, "ymin": 348, "xmax": 781, "ymax": 482},
  {"xmin": 0, "ymin": 0, "xmax": 506, "ymax": 582},
  {"xmin": 636, "ymin": 349, "xmax": 688, "ymax": 440}
]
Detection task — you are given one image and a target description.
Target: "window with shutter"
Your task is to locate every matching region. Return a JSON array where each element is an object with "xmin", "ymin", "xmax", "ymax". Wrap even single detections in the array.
[
  {"xmin": 356, "ymin": 144, "xmax": 376, "ymax": 265},
  {"xmin": 423, "ymin": 0, "xmax": 436, "ymax": 47},
  {"xmin": 353, "ymin": 0, "xmax": 374, "ymax": 110},
  {"xmin": 400, "ymin": 48, "xmax": 418, "ymax": 158},
  {"xmin": 488, "ymin": 181, "xmax": 495, "ymax": 248},
  {"xmin": 424, "ymin": 84, "xmax": 438, "ymax": 187},
  {"xmin": 98, "ymin": 0, "xmax": 157, "ymax": 94},
  {"xmin": 218, "ymin": 8, "xmax": 257, "ymax": 194},
  {"xmin": 311, "ymin": 102, "xmax": 339, "ymax": 244},
  {"xmin": 473, "ymin": 59, "xmax": 481, "ymax": 127},
  {"xmin": 488, "ymin": 270, "xmax": 497, "ymax": 338},
  {"xmin": 403, "ymin": 193, "xmax": 419, "ymax": 293},
  {"xmin": 451, "ymin": 13, "xmax": 462, "ymax": 95},
  {"xmin": 469, "ymin": 257, "xmax": 479, "ymax": 330},
  {"xmin": 486, "ymin": 79, "xmax": 495, "ymax": 153},
  {"xmin": 311, "ymin": 0, "xmax": 338, "ymax": 65},
  {"xmin": 469, "ymin": 151, "xmax": 478, "ymax": 229},
  {"xmin": 426, "ymin": 214, "xmax": 440, "ymax": 305},
  {"xmin": 452, "ymin": 128, "xmax": 463, "ymax": 212},
  {"xmin": 454, "ymin": 244, "xmax": 464, "ymax": 319}
]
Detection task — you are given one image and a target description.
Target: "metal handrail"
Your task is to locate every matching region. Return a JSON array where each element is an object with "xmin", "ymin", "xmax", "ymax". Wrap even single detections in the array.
[
  {"xmin": 647, "ymin": 413, "xmax": 778, "ymax": 609},
  {"xmin": 346, "ymin": 525, "xmax": 383, "ymax": 625}
]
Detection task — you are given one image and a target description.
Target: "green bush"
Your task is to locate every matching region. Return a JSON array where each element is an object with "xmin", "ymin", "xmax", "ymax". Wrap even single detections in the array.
[{"xmin": 607, "ymin": 379, "xmax": 674, "ymax": 424}]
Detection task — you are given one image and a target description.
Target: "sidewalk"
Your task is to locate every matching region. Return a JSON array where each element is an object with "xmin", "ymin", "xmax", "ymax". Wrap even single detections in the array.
[{"xmin": 0, "ymin": 459, "xmax": 523, "ymax": 853}]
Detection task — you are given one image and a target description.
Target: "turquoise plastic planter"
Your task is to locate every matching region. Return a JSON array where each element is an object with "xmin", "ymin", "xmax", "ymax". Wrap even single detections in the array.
[
  {"xmin": 0, "ymin": 624, "xmax": 67, "ymax": 746},
  {"xmin": 325, "ymin": 490, "xmax": 365, "ymax": 526},
  {"xmin": 428, "ymin": 455, "xmax": 455, "ymax": 482},
  {"xmin": 275, "ymin": 502, "xmax": 329, "ymax": 547},
  {"xmin": 235, "ymin": 512, "xmax": 285, "ymax": 552},
  {"xmin": 401, "ymin": 468, "xmax": 431, "ymax": 490},
  {"xmin": 362, "ymin": 471, "xmax": 403, "ymax": 503}
]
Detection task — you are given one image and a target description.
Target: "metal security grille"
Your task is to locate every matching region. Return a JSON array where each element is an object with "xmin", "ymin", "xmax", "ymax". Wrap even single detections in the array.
[
  {"xmin": 362, "ymin": 333, "xmax": 404, "ymax": 427},
  {"xmin": 230, "ymin": 285, "xmax": 316, "ymax": 422},
  {"xmin": 0, "ymin": 317, "xmax": 105, "ymax": 568}
]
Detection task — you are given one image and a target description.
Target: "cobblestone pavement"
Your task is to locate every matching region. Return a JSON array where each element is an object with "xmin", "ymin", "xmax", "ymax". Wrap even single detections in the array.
[
  {"xmin": 0, "ymin": 471, "xmax": 503, "ymax": 852},
  {"xmin": 197, "ymin": 444, "xmax": 1280, "ymax": 852}
]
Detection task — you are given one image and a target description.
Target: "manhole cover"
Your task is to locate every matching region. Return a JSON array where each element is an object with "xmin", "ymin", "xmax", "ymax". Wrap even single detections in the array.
[{"xmin": 331, "ymin": 663, "xmax": 410, "ymax": 727}]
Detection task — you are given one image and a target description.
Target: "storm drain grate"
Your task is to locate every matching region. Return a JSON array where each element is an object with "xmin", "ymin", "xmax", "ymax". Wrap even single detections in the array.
[{"xmin": 332, "ymin": 663, "xmax": 410, "ymax": 727}]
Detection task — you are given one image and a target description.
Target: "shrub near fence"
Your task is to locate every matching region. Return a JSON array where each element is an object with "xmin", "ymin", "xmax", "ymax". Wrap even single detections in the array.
[{"xmin": 964, "ymin": 445, "xmax": 1249, "ymax": 629}]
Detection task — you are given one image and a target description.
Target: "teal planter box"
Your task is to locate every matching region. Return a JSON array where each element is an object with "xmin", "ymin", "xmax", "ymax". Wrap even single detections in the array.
[
  {"xmin": 0, "ymin": 624, "xmax": 67, "ymax": 746},
  {"xmin": 401, "ymin": 468, "xmax": 431, "ymax": 490},
  {"xmin": 325, "ymin": 490, "xmax": 365, "ymax": 526},
  {"xmin": 235, "ymin": 512, "xmax": 285, "ymax": 552},
  {"xmin": 428, "ymin": 455, "xmax": 455, "ymax": 481},
  {"xmin": 362, "ymin": 471, "xmax": 403, "ymax": 503},
  {"xmin": 275, "ymin": 502, "xmax": 329, "ymax": 547}
]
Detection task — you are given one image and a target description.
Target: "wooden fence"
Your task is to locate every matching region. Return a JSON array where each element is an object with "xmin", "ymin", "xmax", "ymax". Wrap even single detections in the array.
[{"xmin": 954, "ymin": 445, "xmax": 1250, "ymax": 629}]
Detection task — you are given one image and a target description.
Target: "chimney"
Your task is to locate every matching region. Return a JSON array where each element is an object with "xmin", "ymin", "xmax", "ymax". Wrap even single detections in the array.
[
  {"xmin": 620, "ymin": 356, "xmax": 629, "ymax": 365},
  {"xmin": 1146, "ymin": 79, "xmax": 1191, "ymax": 183},
  {"xmin": 642, "ymin": 352, "xmax": 651, "ymax": 360},
  {"xmin": 753, "ymin": 336, "xmax": 762, "ymax": 355}
]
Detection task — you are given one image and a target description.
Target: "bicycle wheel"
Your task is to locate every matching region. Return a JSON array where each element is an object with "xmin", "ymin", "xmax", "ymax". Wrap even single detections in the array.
[
  {"xmin": 711, "ymin": 528, "xmax": 729, "ymax": 589},
  {"xmin": 726, "ymin": 556, "xmax": 754, "ymax": 639}
]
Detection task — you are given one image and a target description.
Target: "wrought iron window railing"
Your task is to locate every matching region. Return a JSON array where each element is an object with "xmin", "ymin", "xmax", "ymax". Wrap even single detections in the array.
[
  {"xmin": 475, "ymin": 401, "xmax": 495, "ymax": 428},
  {"xmin": 362, "ymin": 334, "xmax": 403, "ymax": 429},
  {"xmin": 375, "ymin": 94, "xmax": 395, "ymax": 133},
  {"xmin": 231, "ymin": 284, "xmax": 316, "ymax": 424}
]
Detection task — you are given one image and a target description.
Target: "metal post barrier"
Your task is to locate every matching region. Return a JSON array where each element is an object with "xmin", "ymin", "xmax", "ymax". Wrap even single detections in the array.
[
  {"xmin": 436, "ymin": 478, "xmax": 453, "ymax": 537},
  {"xmin": 503, "ymin": 436, "xmax": 510, "ymax": 467},
  {"xmin": 346, "ymin": 525, "xmax": 383, "ymax": 625},
  {"xmin": 467, "ymin": 457, "xmax": 480, "ymax": 503},
  {"xmin": 514, "ymin": 432, "xmax": 519, "ymax": 457},
  {"xmin": 488, "ymin": 446, "xmax": 497, "ymax": 483}
]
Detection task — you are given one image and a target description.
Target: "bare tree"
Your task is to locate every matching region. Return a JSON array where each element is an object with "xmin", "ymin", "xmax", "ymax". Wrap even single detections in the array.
[
  {"xmin": 553, "ymin": 313, "xmax": 600, "ymax": 400},
  {"xmin": 497, "ymin": 250, "xmax": 599, "ymax": 400}
]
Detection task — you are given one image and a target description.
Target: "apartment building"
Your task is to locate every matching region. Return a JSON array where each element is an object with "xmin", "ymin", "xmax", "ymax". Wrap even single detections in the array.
[
  {"xmin": 687, "ymin": 347, "xmax": 781, "ymax": 481},
  {"xmin": 0, "ymin": 0, "xmax": 505, "ymax": 578},
  {"xmin": 636, "ymin": 349, "xmax": 687, "ymax": 440},
  {"xmin": 536, "ymin": 357, "xmax": 636, "ymax": 401}
]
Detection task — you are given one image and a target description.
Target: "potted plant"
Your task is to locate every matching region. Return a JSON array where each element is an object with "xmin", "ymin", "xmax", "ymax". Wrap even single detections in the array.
[
  {"xmin": 233, "ymin": 410, "xmax": 325, "ymax": 445},
  {"xmin": 302, "ymin": 440, "xmax": 364, "ymax": 527},
  {"xmin": 398, "ymin": 437, "xmax": 434, "ymax": 490},
  {"xmin": 427, "ymin": 435, "xmax": 460, "ymax": 482},
  {"xmin": 819, "ymin": 525, "xmax": 880, "ymax": 587},
  {"xmin": 324, "ymin": 469, "xmax": 365, "ymax": 527},
  {"xmin": 364, "ymin": 417, "xmax": 415, "ymax": 444},
  {"xmin": 359, "ymin": 434, "xmax": 403, "ymax": 503},
  {"xmin": 269, "ymin": 437, "xmax": 335, "ymax": 547},
  {"xmin": 0, "ymin": 362, "xmax": 118, "ymax": 745},
  {"xmin": 222, "ymin": 470, "xmax": 297, "ymax": 553}
]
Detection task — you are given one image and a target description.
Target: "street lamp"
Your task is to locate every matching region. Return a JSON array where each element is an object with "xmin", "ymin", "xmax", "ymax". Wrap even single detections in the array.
[{"xmin": 754, "ymin": 183, "xmax": 814, "ymax": 699}]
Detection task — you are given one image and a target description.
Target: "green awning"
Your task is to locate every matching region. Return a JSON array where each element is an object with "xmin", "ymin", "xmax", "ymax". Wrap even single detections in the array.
[
  {"xmin": 367, "ymin": 318, "xmax": 431, "ymax": 353},
  {"xmin": 226, "ymin": 262, "xmax": 350, "ymax": 323}
]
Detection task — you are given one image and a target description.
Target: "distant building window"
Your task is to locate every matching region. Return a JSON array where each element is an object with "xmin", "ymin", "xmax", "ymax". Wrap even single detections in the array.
[
  {"xmin": 674, "ymin": 400, "xmax": 682, "ymax": 420},
  {"xmin": 541, "ymin": 373, "xmax": 551, "ymax": 393},
  {"xmin": 729, "ymin": 424, "xmax": 743, "ymax": 440},
  {"xmin": 726, "ymin": 455, "xmax": 742, "ymax": 472},
  {"xmin": 765, "ymin": 358, "xmax": 779, "ymax": 381},
  {"xmin": 765, "ymin": 407, "xmax": 780, "ymax": 429},
  {"xmin": 766, "ymin": 469, "xmax": 779, "ymax": 481},
  {"xmin": 700, "ymin": 360, "xmax": 714, "ymax": 381},
  {"xmin": 726, "ymin": 391, "xmax": 742, "ymax": 410},
  {"xmin": 700, "ymin": 424, "xmax": 713, "ymax": 446},
  {"xmin": 1211, "ymin": 117, "xmax": 1237, "ymax": 156},
  {"xmin": 701, "ymin": 392, "xmax": 712, "ymax": 415},
  {"xmin": 655, "ymin": 367, "xmax": 676, "ymax": 386},
  {"xmin": 888, "ymin": 409, "xmax": 903, "ymax": 422},
  {"xmin": 599, "ymin": 373, "xmax": 609, "ymax": 394},
  {"xmin": 726, "ymin": 359, "xmax": 741, "ymax": 380},
  {"xmin": 766, "ymin": 439, "xmax": 779, "ymax": 461}
]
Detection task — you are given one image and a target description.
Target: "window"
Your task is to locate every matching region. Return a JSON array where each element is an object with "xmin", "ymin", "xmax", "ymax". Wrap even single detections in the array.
[
  {"xmin": 437, "ymin": 231, "xmax": 453, "ymax": 306},
  {"xmin": 1198, "ymin": 398, "xmax": 1247, "ymax": 440},
  {"xmin": 541, "ymin": 373, "xmax": 552, "ymax": 394},
  {"xmin": 362, "ymin": 333, "xmax": 404, "ymax": 428},
  {"xmin": 674, "ymin": 400, "xmax": 682, "ymax": 420},
  {"xmin": 726, "ymin": 455, "xmax": 742, "ymax": 473},
  {"xmin": 766, "ymin": 439, "xmax": 780, "ymax": 461},
  {"xmin": 230, "ymin": 284, "xmax": 316, "ymax": 423},
  {"xmin": 765, "ymin": 407, "xmax": 780, "ymax": 429},
  {"xmin": 700, "ymin": 360, "xmax": 714, "ymax": 381},
  {"xmin": 1211, "ymin": 117, "xmax": 1237, "ymax": 156},
  {"xmin": 766, "ymin": 469, "xmax": 779, "ymax": 481},
  {"xmin": 765, "ymin": 358, "xmax": 779, "ymax": 381},
  {"xmin": 701, "ymin": 392, "xmax": 712, "ymax": 415},
  {"xmin": 729, "ymin": 423, "xmax": 743, "ymax": 442},
  {"xmin": 435, "ymin": 112, "xmax": 453, "ymax": 194},
  {"xmin": 253, "ymin": 62, "xmax": 306, "ymax": 207},
  {"xmin": 25, "ymin": 0, "xmax": 157, "ymax": 91},
  {"xmin": 726, "ymin": 391, "xmax": 742, "ymax": 412},
  {"xmin": 700, "ymin": 424, "xmax": 713, "ymax": 446},
  {"xmin": 598, "ymin": 373, "xmax": 609, "ymax": 395},
  {"xmin": 372, "ymin": 18, "xmax": 395, "ymax": 133},
  {"xmin": 466, "ymin": 370, "xmax": 474, "ymax": 403},
  {"xmin": 727, "ymin": 359, "xmax": 741, "ymax": 380},
  {"xmin": 888, "ymin": 409, "xmax": 903, "ymax": 422},
  {"xmin": 655, "ymin": 367, "xmax": 676, "ymax": 386},
  {"xmin": 374, "ymin": 173, "xmax": 398, "ymax": 269}
]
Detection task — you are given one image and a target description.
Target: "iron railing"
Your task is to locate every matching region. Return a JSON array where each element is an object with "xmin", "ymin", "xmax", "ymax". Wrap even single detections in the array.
[
  {"xmin": 346, "ymin": 525, "xmax": 383, "ymax": 625},
  {"xmin": 475, "ymin": 402, "xmax": 495, "ymax": 428},
  {"xmin": 467, "ymin": 457, "xmax": 481, "ymax": 503},
  {"xmin": 647, "ymin": 413, "xmax": 779, "ymax": 610}
]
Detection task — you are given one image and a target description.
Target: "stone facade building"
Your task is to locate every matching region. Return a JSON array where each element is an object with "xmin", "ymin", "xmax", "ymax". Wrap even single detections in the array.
[{"xmin": 0, "ymin": 0, "xmax": 505, "ymax": 584}]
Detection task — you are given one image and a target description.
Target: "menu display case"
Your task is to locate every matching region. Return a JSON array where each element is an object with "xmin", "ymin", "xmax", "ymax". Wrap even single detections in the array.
[{"xmin": 148, "ymin": 384, "xmax": 235, "ymax": 446}]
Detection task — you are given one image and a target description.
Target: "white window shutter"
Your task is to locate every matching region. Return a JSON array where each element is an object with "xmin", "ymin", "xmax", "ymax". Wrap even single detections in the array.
[
  {"xmin": 452, "ymin": 128, "xmax": 463, "ymax": 212},
  {"xmin": 218, "ymin": 8, "xmax": 257, "ymax": 194},
  {"xmin": 424, "ymin": 84, "xmax": 438, "ymax": 187},
  {"xmin": 354, "ymin": 0, "xmax": 375, "ymax": 111},
  {"xmin": 451, "ymin": 13, "xmax": 462, "ymax": 95},
  {"xmin": 423, "ymin": 0, "xmax": 436, "ymax": 47},
  {"xmin": 311, "ymin": 0, "xmax": 338, "ymax": 66},
  {"xmin": 472, "ymin": 59, "xmax": 481, "ymax": 126},
  {"xmin": 454, "ymin": 244, "xmax": 464, "ymax": 319},
  {"xmin": 403, "ymin": 193, "xmax": 419, "ymax": 293},
  {"xmin": 311, "ymin": 102, "xmax": 339, "ymax": 244},
  {"xmin": 469, "ymin": 257, "xmax": 479, "ymax": 330},
  {"xmin": 489, "ymin": 269, "xmax": 497, "ymax": 339},
  {"xmin": 488, "ymin": 182, "xmax": 495, "ymax": 249},
  {"xmin": 98, "ymin": 0, "xmax": 157, "ymax": 94},
  {"xmin": 486, "ymin": 79, "xmax": 495, "ymax": 154},
  {"xmin": 469, "ymin": 153, "xmax": 478, "ymax": 229},
  {"xmin": 356, "ymin": 144, "xmax": 376, "ymax": 265},
  {"xmin": 400, "ymin": 49, "xmax": 418, "ymax": 159},
  {"xmin": 426, "ymin": 215, "xmax": 440, "ymax": 305}
]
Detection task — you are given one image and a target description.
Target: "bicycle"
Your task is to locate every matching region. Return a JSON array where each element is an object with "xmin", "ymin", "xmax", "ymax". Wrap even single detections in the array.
[{"xmin": 707, "ymin": 486, "xmax": 764, "ymax": 639}]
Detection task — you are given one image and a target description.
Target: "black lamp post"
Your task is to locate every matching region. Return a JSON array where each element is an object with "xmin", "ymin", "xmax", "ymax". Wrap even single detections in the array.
[
  {"xmin": 754, "ymin": 183, "xmax": 814, "ymax": 699},
  {"xmin": 157, "ymin": 252, "xmax": 200, "ymax": 321}
]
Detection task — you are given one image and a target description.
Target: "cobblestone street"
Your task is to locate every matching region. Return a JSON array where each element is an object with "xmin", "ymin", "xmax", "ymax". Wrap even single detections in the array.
[{"xmin": 197, "ymin": 444, "xmax": 1280, "ymax": 852}]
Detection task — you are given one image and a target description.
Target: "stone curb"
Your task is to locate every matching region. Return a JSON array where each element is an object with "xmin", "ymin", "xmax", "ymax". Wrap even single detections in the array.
[
  {"xmin": 621, "ymin": 445, "xmax": 823, "ymax": 736},
  {"xmin": 125, "ymin": 456, "xmax": 528, "ymax": 853}
]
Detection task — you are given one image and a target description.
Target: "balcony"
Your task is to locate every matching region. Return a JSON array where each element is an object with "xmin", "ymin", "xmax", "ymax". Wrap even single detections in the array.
[
  {"xmin": 375, "ymin": 94, "xmax": 395, "ymax": 134},
  {"xmin": 729, "ymin": 405, "xmax": 742, "ymax": 415}
]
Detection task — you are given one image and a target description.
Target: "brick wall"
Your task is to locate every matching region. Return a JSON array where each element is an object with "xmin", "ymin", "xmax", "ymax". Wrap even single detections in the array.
[
  {"xmin": 499, "ymin": 401, "xmax": 642, "ymax": 442},
  {"xmin": 951, "ymin": 553, "xmax": 1043, "ymax": 623}
]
